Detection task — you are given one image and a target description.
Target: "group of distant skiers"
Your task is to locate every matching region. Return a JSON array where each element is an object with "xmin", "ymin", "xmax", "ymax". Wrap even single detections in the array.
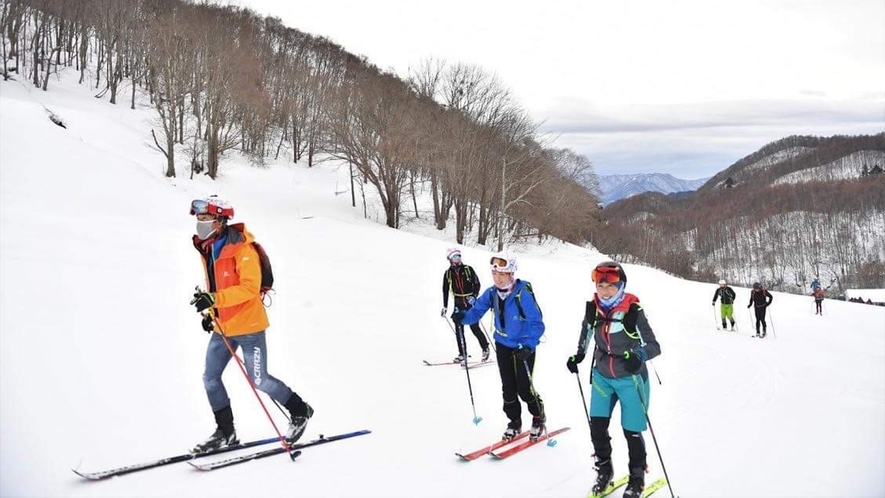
[
  {"xmin": 442, "ymin": 250, "xmax": 660, "ymax": 497},
  {"xmin": 712, "ymin": 280, "xmax": 774, "ymax": 337}
]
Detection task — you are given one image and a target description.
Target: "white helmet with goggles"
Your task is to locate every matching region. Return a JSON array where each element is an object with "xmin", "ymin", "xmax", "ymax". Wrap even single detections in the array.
[
  {"xmin": 446, "ymin": 247, "xmax": 462, "ymax": 261},
  {"xmin": 489, "ymin": 253, "xmax": 517, "ymax": 273}
]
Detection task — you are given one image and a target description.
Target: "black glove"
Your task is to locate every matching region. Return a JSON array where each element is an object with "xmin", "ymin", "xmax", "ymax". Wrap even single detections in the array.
[
  {"xmin": 747, "ymin": 304, "xmax": 752, "ymax": 308},
  {"xmin": 712, "ymin": 302, "xmax": 716, "ymax": 306},
  {"xmin": 440, "ymin": 307, "xmax": 447, "ymax": 317},
  {"xmin": 201, "ymin": 315, "xmax": 214, "ymax": 333},
  {"xmin": 566, "ymin": 352, "xmax": 585, "ymax": 373},
  {"xmin": 191, "ymin": 291, "xmax": 215, "ymax": 312},
  {"xmin": 451, "ymin": 309, "xmax": 465, "ymax": 323},
  {"xmin": 622, "ymin": 349, "xmax": 647, "ymax": 373},
  {"xmin": 516, "ymin": 346, "xmax": 533, "ymax": 361}
]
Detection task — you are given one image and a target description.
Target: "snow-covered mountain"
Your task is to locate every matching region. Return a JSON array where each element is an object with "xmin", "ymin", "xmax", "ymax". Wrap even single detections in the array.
[{"xmin": 596, "ymin": 173, "xmax": 708, "ymax": 206}]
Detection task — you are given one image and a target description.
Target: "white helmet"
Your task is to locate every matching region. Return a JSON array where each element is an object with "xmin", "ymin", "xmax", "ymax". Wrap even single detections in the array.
[
  {"xmin": 490, "ymin": 253, "xmax": 517, "ymax": 273},
  {"xmin": 718, "ymin": 279, "xmax": 727, "ymax": 285},
  {"xmin": 445, "ymin": 247, "xmax": 462, "ymax": 261}
]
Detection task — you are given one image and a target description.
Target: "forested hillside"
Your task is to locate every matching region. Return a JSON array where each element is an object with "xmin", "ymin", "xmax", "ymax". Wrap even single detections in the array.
[
  {"xmin": 595, "ymin": 134, "xmax": 885, "ymax": 291},
  {"xmin": 0, "ymin": 0, "xmax": 602, "ymax": 250}
]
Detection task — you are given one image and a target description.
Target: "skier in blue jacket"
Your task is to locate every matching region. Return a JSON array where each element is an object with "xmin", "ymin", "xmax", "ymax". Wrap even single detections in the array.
[{"xmin": 452, "ymin": 253, "xmax": 546, "ymax": 441}]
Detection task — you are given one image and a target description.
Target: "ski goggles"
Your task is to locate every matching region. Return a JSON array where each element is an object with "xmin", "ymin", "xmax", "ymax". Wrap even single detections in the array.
[
  {"xmin": 592, "ymin": 265, "xmax": 621, "ymax": 284},
  {"xmin": 190, "ymin": 199, "xmax": 213, "ymax": 216},
  {"xmin": 490, "ymin": 257, "xmax": 509, "ymax": 269},
  {"xmin": 449, "ymin": 253, "xmax": 462, "ymax": 261}
]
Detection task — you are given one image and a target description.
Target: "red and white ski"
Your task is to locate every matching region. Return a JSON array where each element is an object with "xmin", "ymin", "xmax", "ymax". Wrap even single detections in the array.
[
  {"xmin": 455, "ymin": 431, "xmax": 530, "ymax": 461},
  {"xmin": 488, "ymin": 427, "xmax": 571, "ymax": 459}
]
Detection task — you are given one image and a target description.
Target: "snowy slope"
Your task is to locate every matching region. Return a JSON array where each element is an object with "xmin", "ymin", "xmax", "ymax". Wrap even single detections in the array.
[{"xmin": 1, "ymin": 72, "xmax": 884, "ymax": 498}]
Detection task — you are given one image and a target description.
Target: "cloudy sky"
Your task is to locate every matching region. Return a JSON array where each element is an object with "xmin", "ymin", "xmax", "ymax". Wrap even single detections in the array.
[{"xmin": 238, "ymin": 0, "xmax": 884, "ymax": 179}]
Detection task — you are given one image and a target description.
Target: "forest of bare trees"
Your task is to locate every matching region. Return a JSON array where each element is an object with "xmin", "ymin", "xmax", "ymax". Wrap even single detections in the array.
[
  {"xmin": 597, "ymin": 134, "xmax": 885, "ymax": 291},
  {"xmin": 0, "ymin": 0, "xmax": 603, "ymax": 249}
]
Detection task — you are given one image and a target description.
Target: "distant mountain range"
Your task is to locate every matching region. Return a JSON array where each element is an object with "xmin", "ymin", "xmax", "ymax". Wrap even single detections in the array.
[
  {"xmin": 596, "ymin": 173, "xmax": 709, "ymax": 205},
  {"xmin": 595, "ymin": 133, "xmax": 885, "ymax": 290}
]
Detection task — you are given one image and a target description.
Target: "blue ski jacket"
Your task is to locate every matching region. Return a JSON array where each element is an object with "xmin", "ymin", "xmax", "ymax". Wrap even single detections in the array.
[{"xmin": 459, "ymin": 279, "xmax": 545, "ymax": 350}]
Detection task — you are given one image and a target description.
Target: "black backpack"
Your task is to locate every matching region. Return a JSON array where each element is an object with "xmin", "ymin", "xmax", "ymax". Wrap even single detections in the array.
[{"xmin": 252, "ymin": 241, "xmax": 274, "ymax": 297}]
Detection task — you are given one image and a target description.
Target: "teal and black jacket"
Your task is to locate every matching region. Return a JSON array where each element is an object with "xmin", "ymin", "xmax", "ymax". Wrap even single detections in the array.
[{"xmin": 576, "ymin": 293, "xmax": 661, "ymax": 379}]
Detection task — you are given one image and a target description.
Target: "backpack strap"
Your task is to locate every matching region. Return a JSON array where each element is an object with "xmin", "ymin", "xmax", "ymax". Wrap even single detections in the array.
[{"xmin": 515, "ymin": 281, "xmax": 542, "ymax": 321}]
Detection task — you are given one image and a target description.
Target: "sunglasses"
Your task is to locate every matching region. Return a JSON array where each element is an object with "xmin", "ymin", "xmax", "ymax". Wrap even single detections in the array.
[{"xmin": 592, "ymin": 266, "xmax": 621, "ymax": 284}]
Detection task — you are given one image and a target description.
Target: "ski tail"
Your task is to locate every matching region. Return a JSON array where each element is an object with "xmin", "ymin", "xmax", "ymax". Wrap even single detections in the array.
[{"xmin": 72, "ymin": 436, "xmax": 280, "ymax": 480}]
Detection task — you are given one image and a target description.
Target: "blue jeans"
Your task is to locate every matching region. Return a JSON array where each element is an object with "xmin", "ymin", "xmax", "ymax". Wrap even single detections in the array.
[{"xmin": 203, "ymin": 331, "xmax": 294, "ymax": 411}]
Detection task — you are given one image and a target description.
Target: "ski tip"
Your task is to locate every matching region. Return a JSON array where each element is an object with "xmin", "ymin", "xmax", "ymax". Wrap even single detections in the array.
[{"xmin": 71, "ymin": 468, "xmax": 98, "ymax": 480}]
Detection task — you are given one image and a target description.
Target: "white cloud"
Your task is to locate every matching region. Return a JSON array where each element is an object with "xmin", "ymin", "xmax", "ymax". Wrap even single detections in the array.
[{"xmin": 238, "ymin": 0, "xmax": 885, "ymax": 177}]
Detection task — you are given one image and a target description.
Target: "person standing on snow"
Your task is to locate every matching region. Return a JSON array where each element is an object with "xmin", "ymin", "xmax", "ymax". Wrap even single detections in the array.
[
  {"xmin": 747, "ymin": 282, "xmax": 774, "ymax": 337},
  {"xmin": 451, "ymin": 253, "xmax": 547, "ymax": 441},
  {"xmin": 812, "ymin": 287, "xmax": 825, "ymax": 315},
  {"xmin": 712, "ymin": 279, "xmax": 737, "ymax": 330},
  {"xmin": 188, "ymin": 196, "xmax": 313, "ymax": 454},
  {"xmin": 441, "ymin": 248, "xmax": 490, "ymax": 363},
  {"xmin": 565, "ymin": 261, "xmax": 661, "ymax": 498}
]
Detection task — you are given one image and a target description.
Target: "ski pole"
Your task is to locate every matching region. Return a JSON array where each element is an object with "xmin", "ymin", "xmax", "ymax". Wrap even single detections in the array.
[
  {"xmin": 445, "ymin": 317, "xmax": 482, "ymax": 425},
  {"xmin": 632, "ymin": 375, "xmax": 676, "ymax": 498},
  {"xmin": 573, "ymin": 370, "xmax": 592, "ymax": 436},
  {"xmin": 203, "ymin": 311, "xmax": 295, "ymax": 458},
  {"xmin": 520, "ymin": 352, "xmax": 555, "ymax": 447},
  {"xmin": 712, "ymin": 303, "xmax": 719, "ymax": 329},
  {"xmin": 479, "ymin": 322, "xmax": 496, "ymax": 353},
  {"xmin": 768, "ymin": 308, "xmax": 777, "ymax": 338}
]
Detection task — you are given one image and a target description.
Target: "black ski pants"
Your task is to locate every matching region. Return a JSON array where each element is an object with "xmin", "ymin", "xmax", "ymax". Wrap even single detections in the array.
[
  {"xmin": 753, "ymin": 306, "xmax": 768, "ymax": 334},
  {"xmin": 496, "ymin": 344, "xmax": 544, "ymax": 424},
  {"xmin": 591, "ymin": 416, "xmax": 647, "ymax": 473},
  {"xmin": 454, "ymin": 322, "xmax": 489, "ymax": 356}
]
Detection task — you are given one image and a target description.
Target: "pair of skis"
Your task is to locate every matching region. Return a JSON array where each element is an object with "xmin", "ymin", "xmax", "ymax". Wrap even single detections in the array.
[
  {"xmin": 590, "ymin": 475, "xmax": 668, "ymax": 498},
  {"xmin": 456, "ymin": 427, "xmax": 570, "ymax": 460},
  {"xmin": 423, "ymin": 359, "xmax": 496, "ymax": 369},
  {"xmin": 72, "ymin": 429, "xmax": 370, "ymax": 480}
]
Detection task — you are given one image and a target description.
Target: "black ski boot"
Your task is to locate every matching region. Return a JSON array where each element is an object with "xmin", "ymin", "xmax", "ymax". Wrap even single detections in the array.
[
  {"xmin": 192, "ymin": 406, "xmax": 238, "ymax": 454},
  {"xmin": 591, "ymin": 458, "xmax": 614, "ymax": 495},
  {"xmin": 623, "ymin": 467, "xmax": 645, "ymax": 497},
  {"xmin": 284, "ymin": 393, "xmax": 314, "ymax": 443},
  {"xmin": 529, "ymin": 414, "xmax": 546, "ymax": 441},
  {"xmin": 502, "ymin": 419, "xmax": 521, "ymax": 440}
]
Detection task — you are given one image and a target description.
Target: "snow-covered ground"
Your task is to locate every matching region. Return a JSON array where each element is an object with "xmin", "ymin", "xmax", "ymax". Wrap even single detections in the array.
[{"xmin": 1, "ymin": 71, "xmax": 884, "ymax": 498}]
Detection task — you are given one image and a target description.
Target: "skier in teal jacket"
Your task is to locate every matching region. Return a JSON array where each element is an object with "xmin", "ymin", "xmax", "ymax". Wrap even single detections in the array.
[{"xmin": 566, "ymin": 261, "xmax": 661, "ymax": 498}]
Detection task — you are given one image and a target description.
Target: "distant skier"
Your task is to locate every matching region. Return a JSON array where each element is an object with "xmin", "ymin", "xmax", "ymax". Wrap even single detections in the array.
[
  {"xmin": 810, "ymin": 277, "xmax": 821, "ymax": 291},
  {"xmin": 441, "ymin": 248, "xmax": 490, "ymax": 363},
  {"xmin": 747, "ymin": 282, "xmax": 774, "ymax": 337},
  {"xmin": 188, "ymin": 196, "xmax": 313, "ymax": 454},
  {"xmin": 565, "ymin": 261, "xmax": 661, "ymax": 498},
  {"xmin": 712, "ymin": 279, "xmax": 737, "ymax": 330},
  {"xmin": 812, "ymin": 287, "xmax": 825, "ymax": 315},
  {"xmin": 452, "ymin": 253, "xmax": 547, "ymax": 442}
]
